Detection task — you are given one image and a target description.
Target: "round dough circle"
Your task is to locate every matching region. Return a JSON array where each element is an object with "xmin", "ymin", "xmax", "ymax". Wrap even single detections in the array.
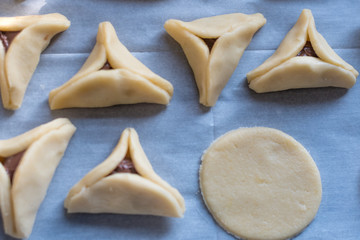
[{"xmin": 200, "ymin": 127, "xmax": 322, "ymax": 240}]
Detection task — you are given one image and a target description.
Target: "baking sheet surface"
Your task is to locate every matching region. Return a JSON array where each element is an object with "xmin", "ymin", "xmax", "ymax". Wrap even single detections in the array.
[{"xmin": 0, "ymin": 0, "xmax": 360, "ymax": 239}]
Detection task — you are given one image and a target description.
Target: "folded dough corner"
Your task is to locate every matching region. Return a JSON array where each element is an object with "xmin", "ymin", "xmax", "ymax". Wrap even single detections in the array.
[
  {"xmin": 64, "ymin": 128, "xmax": 185, "ymax": 218},
  {"xmin": 48, "ymin": 21, "xmax": 174, "ymax": 110},
  {"xmin": 164, "ymin": 13, "xmax": 266, "ymax": 107},
  {"xmin": 0, "ymin": 118, "xmax": 76, "ymax": 239},
  {"xmin": 0, "ymin": 13, "xmax": 71, "ymax": 110},
  {"xmin": 247, "ymin": 9, "xmax": 358, "ymax": 93}
]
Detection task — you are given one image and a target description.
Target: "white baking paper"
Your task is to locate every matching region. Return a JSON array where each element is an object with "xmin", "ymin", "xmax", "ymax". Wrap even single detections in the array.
[{"xmin": 0, "ymin": 0, "xmax": 359, "ymax": 239}]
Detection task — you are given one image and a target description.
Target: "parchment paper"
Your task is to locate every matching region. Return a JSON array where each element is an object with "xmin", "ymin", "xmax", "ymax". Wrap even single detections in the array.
[{"xmin": 0, "ymin": 0, "xmax": 359, "ymax": 239}]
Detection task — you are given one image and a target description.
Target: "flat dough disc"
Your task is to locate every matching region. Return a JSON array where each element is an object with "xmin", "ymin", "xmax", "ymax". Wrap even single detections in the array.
[{"xmin": 200, "ymin": 127, "xmax": 322, "ymax": 240}]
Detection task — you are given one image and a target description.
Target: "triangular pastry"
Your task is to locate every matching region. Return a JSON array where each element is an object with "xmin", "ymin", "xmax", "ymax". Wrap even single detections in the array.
[
  {"xmin": 64, "ymin": 128, "xmax": 185, "ymax": 218},
  {"xmin": 49, "ymin": 22, "xmax": 174, "ymax": 109},
  {"xmin": 247, "ymin": 9, "xmax": 358, "ymax": 93},
  {"xmin": 0, "ymin": 118, "xmax": 76, "ymax": 238},
  {"xmin": 0, "ymin": 13, "xmax": 71, "ymax": 110},
  {"xmin": 164, "ymin": 13, "xmax": 266, "ymax": 106}
]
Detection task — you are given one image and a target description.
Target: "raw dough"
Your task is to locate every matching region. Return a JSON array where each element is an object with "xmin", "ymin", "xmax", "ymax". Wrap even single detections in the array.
[
  {"xmin": 65, "ymin": 128, "xmax": 185, "ymax": 218},
  {"xmin": 247, "ymin": 9, "xmax": 358, "ymax": 92},
  {"xmin": 0, "ymin": 13, "xmax": 70, "ymax": 110},
  {"xmin": 0, "ymin": 118, "xmax": 76, "ymax": 238},
  {"xmin": 200, "ymin": 127, "xmax": 322, "ymax": 240},
  {"xmin": 164, "ymin": 13, "xmax": 266, "ymax": 107},
  {"xmin": 49, "ymin": 21, "xmax": 173, "ymax": 109}
]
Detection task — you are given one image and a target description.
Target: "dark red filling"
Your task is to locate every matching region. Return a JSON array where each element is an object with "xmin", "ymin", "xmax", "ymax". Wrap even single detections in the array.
[
  {"xmin": 297, "ymin": 41, "xmax": 318, "ymax": 57},
  {"xmin": 100, "ymin": 61, "xmax": 113, "ymax": 70},
  {"xmin": 110, "ymin": 158, "xmax": 138, "ymax": 175},
  {"xmin": 203, "ymin": 38, "xmax": 218, "ymax": 52},
  {"xmin": 0, "ymin": 31, "xmax": 20, "ymax": 52},
  {"xmin": 2, "ymin": 150, "xmax": 26, "ymax": 183}
]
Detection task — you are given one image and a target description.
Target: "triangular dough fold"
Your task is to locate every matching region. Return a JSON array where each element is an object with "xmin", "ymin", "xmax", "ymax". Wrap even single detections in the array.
[
  {"xmin": 247, "ymin": 9, "xmax": 358, "ymax": 93},
  {"xmin": 49, "ymin": 21, "xmax": 174, "ymax": 109},
  {"xmin": 0, "ymin": 13, "xmax": 70, "ymax": 110},
  {"xmin": 0, "ymin": 118, "xmax": 76, "ymax": 238},
  {"xmin": 64, "ymin": 128, "xmax": 185, "ymax": 218},
  {"xmin": 164, "ymin": 13, "xmax": 266, "ymax": 106}
]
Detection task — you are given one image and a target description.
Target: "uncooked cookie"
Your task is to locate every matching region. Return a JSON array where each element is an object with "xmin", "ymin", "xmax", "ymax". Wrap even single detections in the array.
[
  {"xmin": 247, "ymin": 9, "xmax": 358, "ymax": 93},
  {"xmin": 0, "ymin": 13, "xmax": 70, "ymax": 110},
  {"xmin": 49, "ymin": 21, "xmax": 173, "ymax": 109},
  {"xmin": 0, "ymin": 118, "xmax": 76, "ymax": 238},
  {"xmin": 165, "ymin": 13, "xmax": 266, "ymax": 107},
  {"xmin": 200, "ymin": 127, "xmax": 322, "ymax": 240},
  {"xmin": 65, "ymin": 128, "xmax": 185, "ymax": 218}
]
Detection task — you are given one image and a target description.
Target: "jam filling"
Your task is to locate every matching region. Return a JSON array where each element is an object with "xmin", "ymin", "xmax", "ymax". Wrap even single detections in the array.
[
  {"xmin": 202, "ymin": 38, "xmax": 218, "ymax": 52},
  {"xmin": 1, "ymin": 150, "xmax": 26, "ymax": 183},
  {"xmin": 100, "ymin": 61, "xmax": 113, "ymax": 70},
  {"xmin": 0, "ymin": 31, "xmax": 20, "ymax": 52},
  {"xmin": 110, "ymin": 157, "xmax": 138, "ymax": 175},
  {"xmin": 297, "ymin": 41, "xmax": 318, "ymax": 57}
]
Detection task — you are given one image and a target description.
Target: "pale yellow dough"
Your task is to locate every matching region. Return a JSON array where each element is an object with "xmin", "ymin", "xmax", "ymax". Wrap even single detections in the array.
[
  {"xmin": 200, "ymin": 127, "xmax": 322, "ymax": 240},
  {"xmin": 164, "ymin": 13, "xmax": 266, "ymax": 106},
  {"xmin": 0, "ymin": 118, "xmax": 76, "ymax": 239},
  {"xmin": 65, "ymin": 128, "xmax": 185, "ymax": 218},
  {"xmin": 247, "ymin": 9, "xmax": 358, "ymax": 92},
  {"xmin": 0, "ymin": 14, "xmax": 71, "ymax": 110},
  {"xmin": 49, "ymin": 21, "xmax": 173, "ymax": 109}
]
